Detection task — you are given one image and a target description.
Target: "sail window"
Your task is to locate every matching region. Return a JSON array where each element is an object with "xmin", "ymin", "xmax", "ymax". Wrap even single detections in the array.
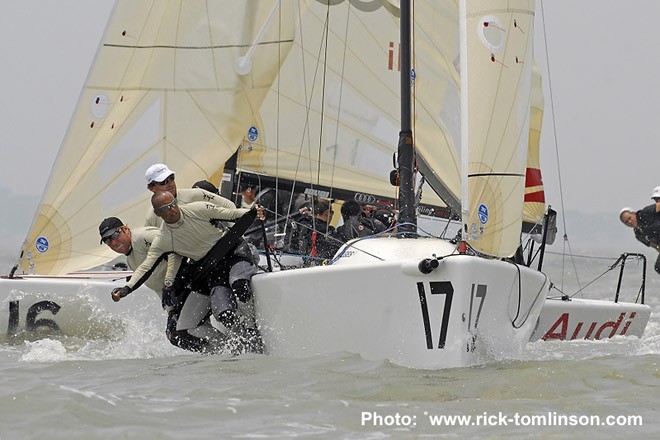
[
  {"xmin": 91, "ymin": 93, "xmax": 110, "ymax": 119},
  {"xmin": 478, "ymin": 16, "xmax": 505, "ymax": 53}
]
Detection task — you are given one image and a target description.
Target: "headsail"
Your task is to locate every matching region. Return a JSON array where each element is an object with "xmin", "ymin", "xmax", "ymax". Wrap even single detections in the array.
[
  {"xmin": 16, "ymin": 0, "xmax": 294, "ymax": 275},
  {"xmin": 460, "ymin": 0, "xmax": 536, "ymax": 257}
]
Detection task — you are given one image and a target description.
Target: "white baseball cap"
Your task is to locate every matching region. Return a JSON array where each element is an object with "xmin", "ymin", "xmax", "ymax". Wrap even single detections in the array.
[
  {"xmin": 145, "ymin": 163, "xmax": 175, "ymax": 185},
  {"xmin": 619, "ymin": 207, "xmax": 634, "ymax": 220},
  {"xmin": 651, "ymin": 186, "xmax": 660, "ymax": 200}
]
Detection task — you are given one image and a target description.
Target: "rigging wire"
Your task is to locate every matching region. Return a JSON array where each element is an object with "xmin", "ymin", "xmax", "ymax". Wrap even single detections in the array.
[
  {"xmin": 538, "ymin": 2, "xmax": 646, "ymax": 303},
  {"xmin": 329, "ymin": 4, "xmax": 352, "ymax": 205},
  {"xmin": 538, "ymin": 0, "xmax": 584, "ymax": 294},
  {"xmin": 316, "ymin": 4, "xmax": 330, "ymax": 191},
  {"xmin": 546, "ymin": 253, "xmax": 646, "ymax": 300},
  {"xmin": 298, "ymin": 2, "xmax": 335, "ymax": 236}
]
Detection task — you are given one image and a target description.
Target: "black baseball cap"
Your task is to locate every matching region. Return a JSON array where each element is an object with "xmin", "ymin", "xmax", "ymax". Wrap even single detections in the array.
[
  {"xmin": 193, "ymin": 180, "xmax": 219, "ymax": 194},
  {"xmin": 99, "ymin": 217, "xmax": 123, "ymax": 244},
  {"xmin": 235, "ymin": 179, "xmax": 258, "ymax": 194}
]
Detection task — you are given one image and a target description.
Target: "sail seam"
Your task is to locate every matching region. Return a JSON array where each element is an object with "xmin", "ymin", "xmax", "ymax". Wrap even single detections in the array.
[
  {"xmin": 468, "ymin": 173, "xmax": 525, "ymax": 177},
  {"xmin": 103, "ymin": 40, "xmax": 293, "ymax": 50}
]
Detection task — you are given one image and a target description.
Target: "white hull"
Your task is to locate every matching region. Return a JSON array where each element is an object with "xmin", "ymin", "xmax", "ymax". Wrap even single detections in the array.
[
  {"xmin": 1, "ymin": 237, "xmax": 652, "ymax": 368},
  {"xmin": 253, "ymin": 237, "xmax": 549, "ymax": 369},
  {"xmin": 531, "ymin": 297, "xmax": 651, "ymax": 341},
  {"xmin": 0, "ymin": 273, "xmax": 257, "ymax": 350},
  {"xmin": 0, "ymin": 273, "xmax": 163, "ymax": 342}
]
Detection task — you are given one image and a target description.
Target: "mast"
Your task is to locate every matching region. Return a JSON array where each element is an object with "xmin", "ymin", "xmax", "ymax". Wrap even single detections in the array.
[{"xmin": 396, "ymin": 0, "xmax": 416, "ymax": 236}]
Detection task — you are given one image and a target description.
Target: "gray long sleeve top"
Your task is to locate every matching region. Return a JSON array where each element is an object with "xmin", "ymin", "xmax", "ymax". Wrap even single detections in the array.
[{"xmin": 127, "ymin": 202, "xmax": 250, "ymax": 290}]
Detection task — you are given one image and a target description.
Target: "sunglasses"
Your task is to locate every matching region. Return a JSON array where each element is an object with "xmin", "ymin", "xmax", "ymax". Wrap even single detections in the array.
[
  {"xmin": 152, "ymin": 174, "xmax": 175, "ymax": 186},
  {"xmin": 154, "ymin": 199, "xmax": 178, "ymax": 214},
  {"xmin": 102, "ymin": 228, "xmax": 121, "ymax": 244}
]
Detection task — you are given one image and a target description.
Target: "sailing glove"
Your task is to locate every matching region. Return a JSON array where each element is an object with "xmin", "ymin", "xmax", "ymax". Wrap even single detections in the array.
[
  {"xmin": 111, "ymin": 286, "xmax": 132, "ymax": 302},
  {"xmin": 161, "ymin": 285, "xmax": 180, "ymax": 311}
]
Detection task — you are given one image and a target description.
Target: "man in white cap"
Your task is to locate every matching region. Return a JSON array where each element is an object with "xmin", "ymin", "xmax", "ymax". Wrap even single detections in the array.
[
  {"xmin": 651, "ymin": 186, "xmax": 660, "ymax": 204},
  {"xmin": 144, "ymin": 163, "xmax": 236, "ymax": 228},
  {"xmin": 619, "ymin": 206, "xmax": 660, "ymax": 274},
  {"xmin": 144, "ymin": 163, "xmax": 259, "ymax": 307}
]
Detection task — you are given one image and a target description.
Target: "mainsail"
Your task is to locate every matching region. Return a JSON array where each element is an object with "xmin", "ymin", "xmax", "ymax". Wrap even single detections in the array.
[
  {"xmin": 460, "ymin": 0, "xmax": 536, "ymax": 257},
  {"xmin": 236, "ymin": 0, "xmax": 462, "ymax": 212},
  {"xmin": 16, "ymin": 0, "xmax": 294, "ymax": 275}
]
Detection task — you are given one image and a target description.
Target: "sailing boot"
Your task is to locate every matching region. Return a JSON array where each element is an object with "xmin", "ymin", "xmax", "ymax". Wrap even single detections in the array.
[
  {"xmin": 228, "ymin": 259, "xmax": 258, "ymax": 302},
  {"xmin": 231, "ymin": 279, "xmax": 252, "ymax": 302},
  {"xmin": 165, "ymin": 311, "xmax": 210, "ymax": 353}
]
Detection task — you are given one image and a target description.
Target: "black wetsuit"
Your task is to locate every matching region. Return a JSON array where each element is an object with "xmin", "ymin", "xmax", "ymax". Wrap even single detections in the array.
[
  {"xmin": 290, "ymin": 217, "xmax": 341, "ymax": 266},
  {"xmin": 634, "ymin": 204, "xmax": 660, "ymax": 274}
]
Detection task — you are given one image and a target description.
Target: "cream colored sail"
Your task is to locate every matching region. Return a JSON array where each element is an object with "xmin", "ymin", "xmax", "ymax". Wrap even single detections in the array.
[
  {"xmin": 16, "ymin": 0, "xmax": 546, "ymax": 275},
  {"xmin": 460, "ymin": 0, "xmax": 535, "ymax": 257},
  {"xmin": 16, "ymin": 0, "xmax": 294, "ymax": 275},
  {"xmin": 236, "ymin": 0, "xmax": 461, "ymax": 210}
]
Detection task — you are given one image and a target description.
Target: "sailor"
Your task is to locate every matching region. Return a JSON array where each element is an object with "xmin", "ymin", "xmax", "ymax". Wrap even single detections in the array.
[
  {"xmin": 234, "ymin": 177, "xmax": 306, "ymax": 249},
  {"xmin": 336, "ymin": 199, "xmax": 386, "ymax": 242},
  {"xmin": 144, "ymin": 163, "xmax": 259, "ymax": 318},
  {"xmin": 235, "ymin": 179, "xmax": 259, "ymax": 210},
  {"xmin": 110, "ymin": 191, "xmax": 266, "ymax": 352},
  {"xmin": 144, "ymin": 163, "xmax": 235, "ymax": 228},
  {"xmin": 652, "ymin": 186, "xmax": 660, "ymax": 204},
  {"xmin": 619, "ymin": 205, "xmax": 660, "ymax": 274},
  {"xmin": 99, "ymin": 217, "xmax": 209, "ymax": 352},
  {"xmin": 233, "ymin": 179, "xmax": 263, "ymax": 246},
  {"xmin": 289, "ymin": 198, "xmax": 342, "ymax": 266},
  {"xmin": 373, "ymin": 207, "xmax": 398, "ymax": 231}
]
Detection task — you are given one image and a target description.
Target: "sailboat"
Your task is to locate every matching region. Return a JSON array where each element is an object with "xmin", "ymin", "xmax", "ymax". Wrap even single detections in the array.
[
  {"xmin": 0, "ymin": 1, "xmax": 649, "ymax": 368},
  {"xmin": 246, "ymin": 0, "xmax": 551, "ymax": 369}
]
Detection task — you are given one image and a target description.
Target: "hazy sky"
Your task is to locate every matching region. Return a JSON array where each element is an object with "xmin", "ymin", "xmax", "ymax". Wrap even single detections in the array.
[{"xmin": 1, "ymin": 0, "xmax": 659, "ymax": 218}]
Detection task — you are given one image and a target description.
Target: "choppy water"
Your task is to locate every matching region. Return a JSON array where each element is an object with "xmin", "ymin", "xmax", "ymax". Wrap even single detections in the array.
[{"xmin": 1, "ymin": 251, "xmax": 659, "ymax": 439}]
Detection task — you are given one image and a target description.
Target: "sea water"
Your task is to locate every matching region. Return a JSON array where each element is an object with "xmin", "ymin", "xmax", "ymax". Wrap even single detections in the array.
[{"xmin": 0, "ymin": 252, "xmax": 658, "ymax": 439}]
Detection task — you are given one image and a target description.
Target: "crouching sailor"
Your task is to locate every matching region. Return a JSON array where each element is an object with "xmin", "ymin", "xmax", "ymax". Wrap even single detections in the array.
[
  {"xmin": 110, "ymin": 191, "xmax": 265, "ymax": 354},
  {"xmin": 99, "ymin": 216, "xmax": 209, "ymax": 353}
]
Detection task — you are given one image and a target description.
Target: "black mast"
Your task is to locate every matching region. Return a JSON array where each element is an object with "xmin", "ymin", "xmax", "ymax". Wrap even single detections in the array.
[{"xmin": 396, "ymin": 0, "xmax": 416, "ymax": 236}]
